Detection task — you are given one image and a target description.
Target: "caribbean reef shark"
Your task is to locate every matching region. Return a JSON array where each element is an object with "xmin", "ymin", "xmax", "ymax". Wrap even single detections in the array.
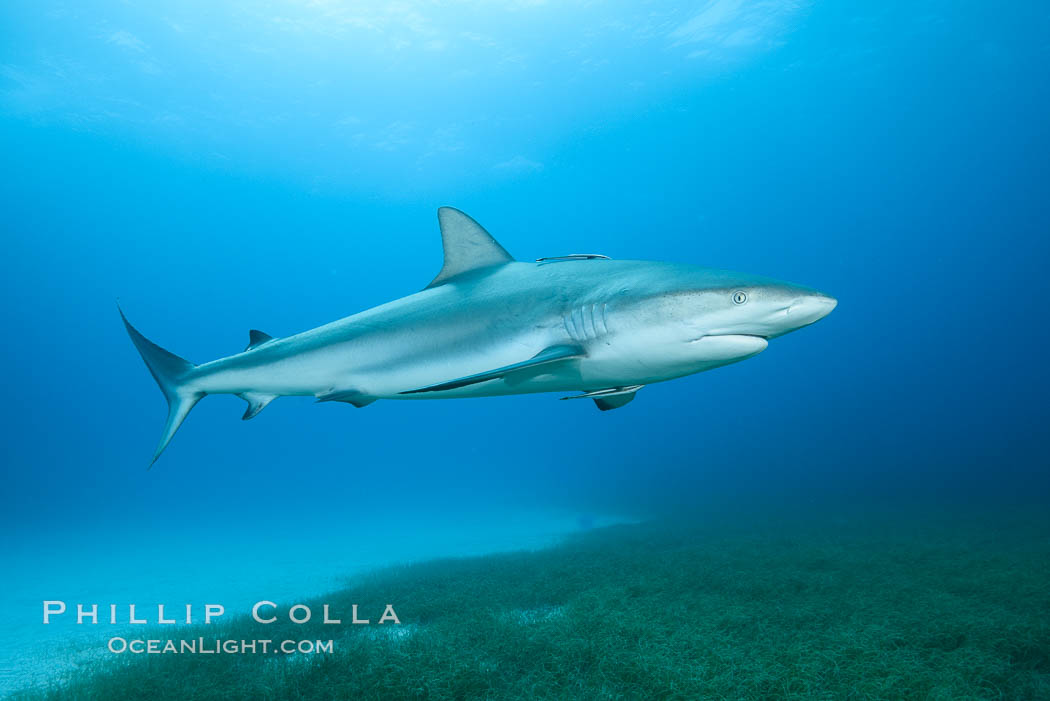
[{"xmin": 122, "ymin": 207, "xmax": 836, "ymax": 466}]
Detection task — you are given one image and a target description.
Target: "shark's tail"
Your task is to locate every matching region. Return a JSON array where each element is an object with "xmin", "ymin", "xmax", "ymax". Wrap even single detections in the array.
[{"xmin": 119, "ymin": 307, "xmax": 204, "ymax": 468}]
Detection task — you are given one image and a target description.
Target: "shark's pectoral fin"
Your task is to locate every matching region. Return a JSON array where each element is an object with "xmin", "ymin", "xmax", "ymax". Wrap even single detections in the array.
[
  {"xmin": 246, "ymin": 330, "xmax": 276, "ymax": 351},
  {"xmin": 560, "ymin": 385, "xmax": 643, "ymax": 411},
  {"xmin": 400, "ymin": 344, "xmax": 585, "ymax": 395},
  {"xmin": 315, "ymin": 389, "xmax": 377, "ymax": 408},
  {"xmin": 239, "ymin": 392, "xmax": 278, "ymax": 420}
]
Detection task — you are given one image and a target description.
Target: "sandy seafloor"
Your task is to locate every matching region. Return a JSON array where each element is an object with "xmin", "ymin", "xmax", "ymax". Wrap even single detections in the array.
[{"xmin": 1, "ymin": 508, "xmax": 629, "ymax": 696}]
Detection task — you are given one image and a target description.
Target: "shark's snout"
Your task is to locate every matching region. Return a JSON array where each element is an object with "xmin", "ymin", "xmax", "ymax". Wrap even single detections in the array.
[
  {"xmin": 788, "ymin": 293, "xmax": 837, "ymax": 326},
  {"xmin": 704, "ymin": 288, "xmax": 837, "ymax": 340},
  {"xmin": 763, "ymin": 292, "xmax": 836, "ymax": 338}
]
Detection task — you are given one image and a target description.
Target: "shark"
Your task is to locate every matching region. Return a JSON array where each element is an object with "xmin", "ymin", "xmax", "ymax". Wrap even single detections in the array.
[{"xmin": 122, "ymin": 207, "xmax": 836, "ymax": 466}]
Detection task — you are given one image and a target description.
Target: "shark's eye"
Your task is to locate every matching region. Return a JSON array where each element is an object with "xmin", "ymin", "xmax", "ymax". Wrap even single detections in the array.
[{"xmin": 732, "ymin": 291, "xmax": 748, "ymax": 305}]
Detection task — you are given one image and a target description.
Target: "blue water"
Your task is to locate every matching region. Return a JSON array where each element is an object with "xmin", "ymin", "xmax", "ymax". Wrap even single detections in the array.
[{"xmin": 2, "ymin": 0, "xmax": 1048, "ymax": 694}]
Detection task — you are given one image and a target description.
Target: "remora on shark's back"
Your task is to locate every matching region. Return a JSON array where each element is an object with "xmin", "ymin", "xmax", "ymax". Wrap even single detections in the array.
[{"xmin": 123, "ymin": 207, "xmax": 836, "ymax": 466}]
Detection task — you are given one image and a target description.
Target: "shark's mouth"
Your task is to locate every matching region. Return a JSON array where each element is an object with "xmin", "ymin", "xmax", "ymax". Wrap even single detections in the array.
[
  {"xmin": 687, "ymin": 334, "xmax": 769, "ymax": 359},
  {"xmin": 688, "ymin": 333, "xmax": 767, "ymax": 342}
]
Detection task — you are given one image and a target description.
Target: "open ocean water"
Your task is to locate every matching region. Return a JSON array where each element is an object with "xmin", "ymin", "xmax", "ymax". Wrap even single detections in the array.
[{"xmin": 2, "ymin": 0, "xmax": 1048, "ymax": 698}]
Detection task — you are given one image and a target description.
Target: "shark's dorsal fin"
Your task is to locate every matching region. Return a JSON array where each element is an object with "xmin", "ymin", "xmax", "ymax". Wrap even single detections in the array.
[
  {"xmin": 427, "ymin": 207, "xmax": 514, "ymax": 289},
  {"xmin": 246, "ymin": 330, "xmax": 274, "ymax": 351}
]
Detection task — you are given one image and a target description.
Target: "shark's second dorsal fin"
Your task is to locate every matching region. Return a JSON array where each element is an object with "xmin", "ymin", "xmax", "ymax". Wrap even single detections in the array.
[
  {"xmin": 427, "ymin": 207, "xmax": 514, "ymax": 289},
  {"xmin": 246, "ymin": 330, "xmax": 274, "ymax": 351}
]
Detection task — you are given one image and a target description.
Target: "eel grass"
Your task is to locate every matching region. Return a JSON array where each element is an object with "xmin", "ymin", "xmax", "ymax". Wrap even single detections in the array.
[{"xmin": 18, "ymin": 507, "xmax": 1050, "ymax": 700}]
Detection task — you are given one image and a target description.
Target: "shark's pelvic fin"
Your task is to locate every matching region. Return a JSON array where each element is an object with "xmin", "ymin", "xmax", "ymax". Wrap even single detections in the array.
[
  {"xmin": 401, "ymin": 344, "xmax": 585, "ymax": 394},
  {"xmin": 426, "ymin": 207, "xmax": 514, "ymax": 289},
  {"xmin": 315, "ymin": 389, "xmax": 377, "ymax": 408},
  {"xmin": 119, "ymin": 306, "xmax": 204, "ymax": 468},
  {"xmin": 246, "ymin": 330, "xmax": 275, "ymax": 351},
  {"xmin": 594, "ymin": 392, "xmax": 637, "ymax": 411},
  {"xmin": 239, "ymin": 392, "xmax": 277, "ymax": 420},
  {"xmin": 560, "ymin": 385, "xmax": 643, "ymax": 412}
]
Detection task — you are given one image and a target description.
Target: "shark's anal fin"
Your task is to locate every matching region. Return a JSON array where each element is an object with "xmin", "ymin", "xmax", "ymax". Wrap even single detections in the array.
[
  {"xmin": 400, "ymin": 344, "xmax": 585, "ymax": 395},
  {"xmin": 246, "ymin": 330, "xmax": 275, "ymax": 351},
  {"xmin": 315, "ymin": 389, "xmax": 377, "ymax": 408},
  {"xmin": 426, "ymin": 207, "xmax": 514, "ymax": 289},
  {"xmin": 239, "ymin": 392, "xmax": 278, "ymax": 420},
  {"xmin": 560, "ymin": 385, "xmax": 643, "ymax": 411}
]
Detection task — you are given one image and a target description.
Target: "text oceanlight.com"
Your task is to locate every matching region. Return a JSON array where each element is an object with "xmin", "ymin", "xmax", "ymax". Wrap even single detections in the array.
[{"xmin": 107, "ymin": 638, "xmax": 334, "ymax": 655}]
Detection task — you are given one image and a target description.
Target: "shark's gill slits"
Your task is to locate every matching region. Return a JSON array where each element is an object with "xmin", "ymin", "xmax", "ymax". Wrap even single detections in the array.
[
  {"xmin": 564, "ymin": 304, "xmax": 609, "ymax": 342},
  {"xmin": 586, "ymin": 304, "xmax": 598, "ymax": 338}
]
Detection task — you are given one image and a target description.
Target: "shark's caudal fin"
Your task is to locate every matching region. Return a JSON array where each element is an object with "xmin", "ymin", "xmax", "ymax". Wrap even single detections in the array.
[
  {"xmin": 119, "ymin": 308, "xmax": 203, "ymax": 468},
  {"xmin": 426, "ymin": 207, "xmax": 514, "ymax": 288}
]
